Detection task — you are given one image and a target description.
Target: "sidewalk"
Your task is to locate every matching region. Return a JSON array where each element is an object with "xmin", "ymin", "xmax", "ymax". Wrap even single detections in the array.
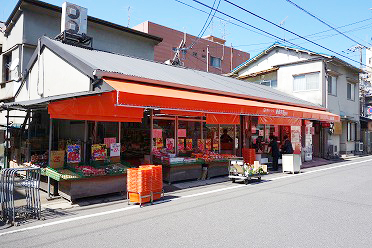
[{"xmin": 7, "ymin": 154, "xmax": 368, "ymax": 220}]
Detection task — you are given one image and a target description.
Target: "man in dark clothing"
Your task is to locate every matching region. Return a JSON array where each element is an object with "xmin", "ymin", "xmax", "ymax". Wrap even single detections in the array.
[
  {"xmin": 281, "ymin": 135, "xmax": 294, "ymax": 154},
  {"xmin": 269, "ymin": 135, "xmax": 280, "ymax": 171}
]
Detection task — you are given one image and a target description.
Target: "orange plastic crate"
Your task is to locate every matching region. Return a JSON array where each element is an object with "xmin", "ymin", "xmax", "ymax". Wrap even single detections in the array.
[{"xmin": 129, "ymin": 191, "xmax": 151, "ymax": 203}]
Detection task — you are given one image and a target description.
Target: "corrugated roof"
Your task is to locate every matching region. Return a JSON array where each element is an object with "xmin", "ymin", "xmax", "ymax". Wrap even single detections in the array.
[{"xmin": 36, "ymin": 37, "xmax": 323, "ymax": 109}]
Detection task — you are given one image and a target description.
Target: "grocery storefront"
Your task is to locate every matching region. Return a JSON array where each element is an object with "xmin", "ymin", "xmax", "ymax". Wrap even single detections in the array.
[{"xmin": 1, "ymin": 37, "xmax": 340, "ymax": 201}]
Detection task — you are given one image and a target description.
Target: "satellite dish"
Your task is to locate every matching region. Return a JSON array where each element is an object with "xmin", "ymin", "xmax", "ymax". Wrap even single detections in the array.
[{"xmin": 10, "ymin": 58, "xmax": 19, "ymax": 71}]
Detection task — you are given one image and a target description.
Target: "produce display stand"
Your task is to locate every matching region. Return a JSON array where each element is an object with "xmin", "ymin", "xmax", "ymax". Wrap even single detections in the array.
[
  {"xmin": 41, "ymin": 163, "xmax": 130, "ymax": 202},
  {"xmin": 162, "ymin": 163, "xmax": 203, "ymax": 185},
  {"xmin": 228, "ymin": 160, "xmax": 264, "ymax": 185},
  {"xmin": 204, "ymin": 160, "xmax": 231, "ymax": 179}
]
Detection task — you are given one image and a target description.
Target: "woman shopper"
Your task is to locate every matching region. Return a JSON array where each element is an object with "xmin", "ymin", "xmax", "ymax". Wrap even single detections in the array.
[{"xmin": 281, "ymin": 135, "xmax": 294, "ymax": 154}]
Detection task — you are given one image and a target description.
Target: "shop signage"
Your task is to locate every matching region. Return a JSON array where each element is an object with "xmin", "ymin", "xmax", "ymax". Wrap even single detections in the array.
[
  {"xmin": 153, "ymin": 129, "xmax": 163, "ymax": 139},
  {"xmin": 178, "ymin": 129, "xmax": 186, "ymax": 138},
  {"xmin": 213, "ymin": 139, "xmax": 219, "ymax": 151},
  {"xmin": 110, "ymin": 143, "xmax": 120, "ymax": 157},
  {"xmin": 50, "ymin": 150, "xmax": 65, "ymax": 168},
  {"xmin": 155, "ymin": 138, "xmax": 163, "ymax": 149},
  {"xmin": 178, "ymin": 139, "xmax": 185, "ymax": 151},
  {"xmin": 186, "ymin": 139, "xmax": 193, "ymax": 150},
  {"xmin": 198, "ymin": 139, "xmax": 205, "ymax": 151},
  {"xmin": 206, "ymin": 139, "xmax": 212, "ymax": 150},
  {"xmin": 91, "ymin": 144, "xmax": 107, "ymax": 161},
  {"xmin": 166, "ymin": 138, "xmax": 175, "ymax": 152},
  {"xmin": 104, "ymin": 137, "xmax": 116, "ymax": 147},
  {"xmin": 67, "ymin": 145, "xmax": 81, "ymax": 163},
  {"xmin": 251, "ymin": 126, "xmax": 256, "ymax": 133}
]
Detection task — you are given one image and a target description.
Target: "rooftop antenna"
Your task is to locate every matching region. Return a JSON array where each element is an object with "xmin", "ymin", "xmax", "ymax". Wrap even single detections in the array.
[{"xmin": 279, "ymin": 16, "xmax": 288, "ymax": 42}]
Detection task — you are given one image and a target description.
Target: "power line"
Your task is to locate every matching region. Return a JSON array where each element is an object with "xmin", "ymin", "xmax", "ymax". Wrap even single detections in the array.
[
  {"xmin": 219, "ymin": 0, "xmax": 370, "ymax": 69},
  {"xmin": 284, "ymin": 0, "xmax": 371, "ymax": 47},
  {"xmin": 174, "ymin": 0, "xmax": 275, "ymax": 41}
]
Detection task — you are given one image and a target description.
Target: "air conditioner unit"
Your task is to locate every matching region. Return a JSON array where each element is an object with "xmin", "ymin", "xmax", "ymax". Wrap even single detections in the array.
[{"xmin": 61, "ymin": 2, "xmax": 87, "ymax": 35}]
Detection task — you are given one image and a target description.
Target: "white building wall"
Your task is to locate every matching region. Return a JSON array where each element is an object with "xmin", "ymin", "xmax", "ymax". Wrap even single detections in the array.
[
  {"xmin": 277, "ymin": 61, "xmax": 324, "ymax": 106},
  {"xmin": 15, "ymin": 47, "xmax": 90, "ymax": 102},
  {"xmin": 238, "ymin": 48, "xmax": 313, "ymax": 77}
]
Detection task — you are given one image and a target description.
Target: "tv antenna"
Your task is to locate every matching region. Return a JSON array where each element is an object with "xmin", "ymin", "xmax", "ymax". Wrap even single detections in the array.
[{"xmin": 279, "ymin": 16, "xmax": 288, "ymax": 42}]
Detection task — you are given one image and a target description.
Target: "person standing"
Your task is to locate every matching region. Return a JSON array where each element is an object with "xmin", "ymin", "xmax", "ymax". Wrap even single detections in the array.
[
  {"xmin": 281, "ymin": 135, "xmax": 294, "ymax": 154},
  {"xmin": 269, "ymin": 135, "xmax": 280, "ymax": 171}
]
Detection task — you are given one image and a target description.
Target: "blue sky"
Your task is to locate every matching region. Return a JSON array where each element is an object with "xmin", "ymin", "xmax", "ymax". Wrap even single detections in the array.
[{"xmin": 2, "ymin": 0, "xmax": 372, "ymax": 68}]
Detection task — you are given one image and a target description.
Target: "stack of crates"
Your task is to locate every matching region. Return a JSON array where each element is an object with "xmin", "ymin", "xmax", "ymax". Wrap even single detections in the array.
[
  {"xmin": 242, "ymin": 148, "xmax": 256, "ymax": 165},
  {"xmin": 127, "ymin": 165, "xmax": 163, "ymax": 206},
  {"xmin": 140, "ymin": 165, "xmax": 163, "ymax": 201}
]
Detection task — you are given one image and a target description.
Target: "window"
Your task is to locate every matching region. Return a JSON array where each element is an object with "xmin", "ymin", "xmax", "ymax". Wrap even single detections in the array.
[
  {"xmin": 293, "ymin": 72, "xmax": 319, "ymax": 91},
  {"xmin": 2, "ymin": 53, "xmax": 12, "ymax": 82},
  {"xmin": 347, "ymin": 122, "xmax": 356, "ymax": 141},
  {"xmin": 210, "ymin": 56, "xmax": 221, "ymax": 68},
  {"xmin": 347, "ymin": 83, "xmax": 355, "ymax": 101},
  {"xmin": 258, "ymin": 80, "xmax": 277, "ymax": 88},
  {"xmin": 327, "ymin": 76, "xmax": 337, "ymax": 96}
]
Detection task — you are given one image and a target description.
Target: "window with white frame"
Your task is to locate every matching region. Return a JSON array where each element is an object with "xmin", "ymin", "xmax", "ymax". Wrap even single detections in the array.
[
  {"xmin": 210, "ymin": 56, "xmax": 221, "ymax": 68},
  {"xmin": 327, "ymin": 76, "xmax": 337, "ymax": 96},
  {"xmin": 347, "ymin": 122, "xmax": 356, "ymax": 141},
  {"xmin": 293, "ymin": 72, "xmax": 319, "ymax": 91},
  {"xmin": 256, "ymin": 80, "xmax": 277, "ymax": 88},
  {"xmin": 347, "ymin": 82, "xmax": 355, "ymax": 101}
]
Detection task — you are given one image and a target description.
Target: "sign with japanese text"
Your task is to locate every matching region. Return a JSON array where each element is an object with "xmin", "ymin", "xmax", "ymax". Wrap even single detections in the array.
[
  {"xmin": 67, "ymin": 145, "xmax": 81, "ymax": 163},
  {"xmin": 50, "ymin": 150, "xmax": 65, "ymax": 168},
  {"xmin": 110, "ymin": 143, "xmax": 120, "ymax": 157},
  {"xmin": 91, "ymin": 144, "xmax": 107, "ymax": 161},
  {"xmin": 177, "ymin": 129, "xmax": 186, "ymax": 138},
  {"xmin": 153, "ymin": 129, "xmax": 163, "ymax": 139},
  {"xmin": 104, "ymin": 137, "xmax": 116, "ymax": 147}
]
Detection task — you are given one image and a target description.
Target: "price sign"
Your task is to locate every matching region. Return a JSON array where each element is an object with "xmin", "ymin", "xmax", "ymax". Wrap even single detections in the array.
[{"xmin": 110, "ymin": 143, "xmax": 120, "ymax": 157}]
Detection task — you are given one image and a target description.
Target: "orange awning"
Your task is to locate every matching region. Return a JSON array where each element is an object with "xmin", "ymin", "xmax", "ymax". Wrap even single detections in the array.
[
  {"xmin": 258, "ymin": 116, "xmax": 301, "ymax": 126},
  {"xmin": 206, "ymin": 114, "xmax": 240, "ymax": 124},
  {"xmin": 48, "ymin": 92, "xmax": 144, "ymax": 122},
  {"xmin": 104, "ymin": 78, "xmax": 339, "ymax": 122},
  {"xmin": 159, "ymin": 110, "xmax": 204, "ymax": 117}
]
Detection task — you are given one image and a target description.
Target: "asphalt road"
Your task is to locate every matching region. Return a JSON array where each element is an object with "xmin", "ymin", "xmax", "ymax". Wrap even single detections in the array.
[{"xmin": 1, "ymin": 156, "xmax": 372, "ymax": 248}]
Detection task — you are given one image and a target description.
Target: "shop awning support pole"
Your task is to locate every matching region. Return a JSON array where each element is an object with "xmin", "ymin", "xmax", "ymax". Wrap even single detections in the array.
[
  {"xmin": 150, "ymin": 109, "xmax": 154, "ymax": 164},
  {"xmin": 175, "ymin": 116, "xmax": 178, "ymax": 155},
  {"xmin": 27, "ymin": 111, "xmax": 31, "ymax": 162},
  {"xmin": 5, "ymin": 109, "xmax": 9, "ymax": 168},
  {"xmin": 84, "ymin": 120, "xmax": 88, "ymax": 163},
  {"xmin": 218, "ymin": 124, "xmax": 221, "ymax": 154},
  {"xmin": 48, "ymin": 118, "xmax": 53, "ymax": 199},
  {"xmin": 234, "ymin": 124, "xmax": 237, "ymax": 156},
  {"xmin": 118, "ymin": 122, "xmax": 121, "ymax": 144}
]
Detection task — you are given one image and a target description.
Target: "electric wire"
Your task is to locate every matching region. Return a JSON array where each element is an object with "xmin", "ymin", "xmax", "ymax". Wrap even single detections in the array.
[
  {"xmin": 219, "ymin": 0, "xmax": 370, "ymax": 69},
  {"xmin": 284, "ymin": 0, "xmax": 371, "ymax": 47}
]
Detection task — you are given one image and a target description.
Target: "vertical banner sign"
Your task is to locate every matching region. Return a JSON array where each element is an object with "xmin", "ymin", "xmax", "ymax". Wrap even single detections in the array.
[
  {"xmin": 206, "ymin": 139, "xmax": 212, "ymax": 150},
  {"xmin": 186, "ymin": 139, "xmax": 193, "ymax": 151},
  {"xmin": 91, "ymin": 144, "xmax": 107, "ymax": 161},
  {"xmin": 110, "ymin": 143, "xmax": 120, "ymax": 157},
  {"xmin": 198, "ymin": 139, "xmax": 205, "ymax": 151},
  {"xmin": 213, "ymin": 139, "xmax": 219, "ymax": 151},
  {"xmin": 166, "ymin": 138, "xmax": 175, "ymax": 152},
  {"xmin": 291, "ymin": 126, "xmax": 302, "ymax": 154},
  {"xmin": 155, "ymin": 138, "xmax": 163, "ymax": 149},
  {"xmin": 67, "ymin": 145, "xmax": 81, "ymax": 163},
  {"xmin": 178, "ymin": 139, "xmax": 185, "ymax": 152}
]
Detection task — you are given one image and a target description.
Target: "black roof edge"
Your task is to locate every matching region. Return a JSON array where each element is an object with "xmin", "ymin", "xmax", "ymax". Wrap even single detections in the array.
[{"xmin": 6, "ymin": 0, "xmax": 163, "ymax": 43}]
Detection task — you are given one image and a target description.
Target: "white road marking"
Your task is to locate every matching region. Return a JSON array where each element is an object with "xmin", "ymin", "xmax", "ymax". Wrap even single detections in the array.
[{"xmin": 1, "ymin": 157, "xmax": 371, "ymax": 237}]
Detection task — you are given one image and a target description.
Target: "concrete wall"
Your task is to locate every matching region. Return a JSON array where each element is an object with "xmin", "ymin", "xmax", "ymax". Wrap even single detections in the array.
[{"xmin": 133, "ymin": 21, "xmax": 250, "ymax": 74}]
